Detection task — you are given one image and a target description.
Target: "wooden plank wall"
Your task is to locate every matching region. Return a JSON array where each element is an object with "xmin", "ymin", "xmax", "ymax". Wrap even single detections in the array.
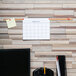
[{"xmin": 0, "ymin": 0, "xmax": 76, "ymax": 76}]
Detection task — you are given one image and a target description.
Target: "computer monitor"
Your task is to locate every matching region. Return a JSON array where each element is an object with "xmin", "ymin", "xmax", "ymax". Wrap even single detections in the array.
[{"xmin": 0, "ymin": 49, "xmax": 30, "ymax": 76}]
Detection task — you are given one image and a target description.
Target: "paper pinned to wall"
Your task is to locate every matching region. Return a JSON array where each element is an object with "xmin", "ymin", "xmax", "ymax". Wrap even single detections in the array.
[
  {"xmin": 6, "ymin": 18, "xmax": 16, "ymax": 28},
  {"xmin": 23, "ymin": 18, "xmax": 50, "ymax": 40}
]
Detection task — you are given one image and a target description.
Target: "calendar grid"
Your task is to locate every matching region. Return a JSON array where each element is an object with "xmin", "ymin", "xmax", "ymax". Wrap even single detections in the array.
[{"xmin": 23, "ymin": 18, "xmax": 50, "ymax": 40}]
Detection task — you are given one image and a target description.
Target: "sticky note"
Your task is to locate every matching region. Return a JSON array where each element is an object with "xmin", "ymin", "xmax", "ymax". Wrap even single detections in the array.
[{"xmin": 6, "ymin": 18, "xmax": 16, "ymax": 28}]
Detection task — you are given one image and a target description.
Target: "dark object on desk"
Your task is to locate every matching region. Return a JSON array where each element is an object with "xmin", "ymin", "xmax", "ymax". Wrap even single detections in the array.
[
  {"xmin": 33, "ymin": 67, "xmax": 54, "ymax": 76},
  {"xmin": 56, "ymin": 55, "xmax": 67, "ymax": 76},
  {"xmin": 0, "ymin": 49, "xmax": 30, "ymax": 76}
]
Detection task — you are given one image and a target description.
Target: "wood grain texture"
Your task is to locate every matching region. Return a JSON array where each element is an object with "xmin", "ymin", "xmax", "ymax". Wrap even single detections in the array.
[
  {"xmin": 3, "ymin": 45, "xmax": 32, "ymax": 49},
  {"xmin": 35, "ymin": 52, "xmax": 72, "ymax": 57},
  {"xmin": 0, "ymin": 1, "xmax": 76, "ymax": 76}
]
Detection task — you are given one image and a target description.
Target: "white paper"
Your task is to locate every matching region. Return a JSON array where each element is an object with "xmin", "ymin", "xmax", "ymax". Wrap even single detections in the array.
[
  {"xmin": 56, "ymin": 58, "xmax": 61, "ymax": 76},
  {"xmin": 23, "ymin": 18, "xmax": 50, "ymax": 40}
]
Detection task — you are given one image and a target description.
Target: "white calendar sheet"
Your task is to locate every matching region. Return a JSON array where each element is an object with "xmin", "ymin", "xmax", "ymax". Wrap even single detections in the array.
[{"xmin": 23, "ymin": 18, "xmax": 50, "ymax": 40}]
